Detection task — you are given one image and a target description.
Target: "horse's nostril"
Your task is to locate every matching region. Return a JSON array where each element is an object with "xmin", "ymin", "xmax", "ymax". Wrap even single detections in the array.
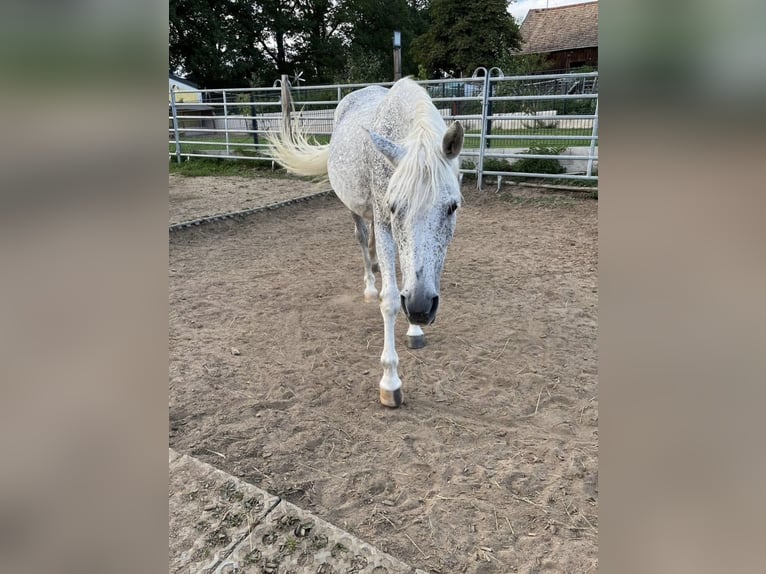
[{"xmin": 401, "ymin": 292, "xmax": 439, "ymax": 325}]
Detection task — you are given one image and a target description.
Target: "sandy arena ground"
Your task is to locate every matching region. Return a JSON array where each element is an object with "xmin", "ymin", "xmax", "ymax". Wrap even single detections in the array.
[{"xmin": 169, "ymin": 174, "xmax": 598, "ymax": 573}]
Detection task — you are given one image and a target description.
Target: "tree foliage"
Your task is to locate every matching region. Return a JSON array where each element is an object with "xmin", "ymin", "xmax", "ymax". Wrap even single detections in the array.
[
  {"xmin": 339, "ymin": 0, "xmax": 429, "ymax": 83},
  {"xmin": 498, "ymin": 52, "xmax": 556, "ymax": 76},
  {"xmin": 170, "ymin": 0, "xmax": 272, "ymax": 88},
  {"xmin": 169, "ymin": 0, "xmax": 521, "ymax": 88},
  {"xmin": 252, "ymin": 0, "xmax": 348, "ymax": 83},
  {"xmin": 411, "ymin": 0, "xmax": 522, "ymax": 78}
]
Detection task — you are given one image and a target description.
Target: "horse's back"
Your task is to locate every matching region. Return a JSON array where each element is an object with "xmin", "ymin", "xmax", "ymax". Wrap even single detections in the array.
[
  {"xmin": 334, "ymin": 85, "xmax": 388, "ymax": 126},
  {"xmin": 327, "ymin": 86, "xmax": 389, "ymax": 219}
]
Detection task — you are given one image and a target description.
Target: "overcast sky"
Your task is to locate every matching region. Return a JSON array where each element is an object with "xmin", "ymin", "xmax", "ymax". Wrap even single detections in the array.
[{"xmin": 509, "ymin": 0, "xmax": 597, "ymax": 24}]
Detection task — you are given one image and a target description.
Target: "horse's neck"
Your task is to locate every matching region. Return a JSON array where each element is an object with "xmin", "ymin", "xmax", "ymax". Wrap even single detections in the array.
[{"xmin": 376, "ymin": 108, "xmax": 442, "ymax": 152}]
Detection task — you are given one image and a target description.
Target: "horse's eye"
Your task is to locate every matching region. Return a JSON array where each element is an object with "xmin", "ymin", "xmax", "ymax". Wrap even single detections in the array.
[
  {"xmin": 447, "ymin": 202, "xmax": 459, "ymax": 216},
  {"xmin": 390, "ymin": 203, "xmax": 397, "ymax": 214}
]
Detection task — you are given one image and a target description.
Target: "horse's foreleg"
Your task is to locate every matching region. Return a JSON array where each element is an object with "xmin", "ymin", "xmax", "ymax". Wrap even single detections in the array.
[
  {"xmin": 368, "ymin": 221, "xmax": 379, "ymax": 273},
  {"xmin": 352, "ymin": 213, "xmax": 378, "ymax": 302},
  {"xmin": 374, "ymin": 222, "xmax": 403, "ymax": 407}
]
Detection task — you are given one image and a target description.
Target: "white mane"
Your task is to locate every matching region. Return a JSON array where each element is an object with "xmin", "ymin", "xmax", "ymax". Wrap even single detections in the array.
[{"xmin": 385, "ymin": 89, "xmax": 459, "ymax": 222}]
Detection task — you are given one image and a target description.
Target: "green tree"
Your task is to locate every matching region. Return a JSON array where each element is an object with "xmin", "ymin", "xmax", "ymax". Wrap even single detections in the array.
[
  {"xmin": 248, "ymin": 0, "xmax": 350, "ymax": 84},
  {"xmin": 290, "ymin": 0, "xmax": 349, "ymax": 83},
  {"xmin": 411, "ymin": 0, "xmax": 522, "ymax": 78},
  {"xmin": 339, "ymin": 0, "xmax": 429, "ymax": 82},
  {"xmin": 250, "ymin": 0, "xmax": 305, "ymax": 78},
  {"xmin": 170, "ymin": 0, "xmax": 272, "ymax": 88},
  {"xmin": 343, "ymin": 50, "xmax": 386, "ymax": 84},
  {"xmin": 170, "ymin": 0, "xmax": 333, "ymax": 87},
  {"xmin": 169, "ymin": 0, "xmax": 431, "ymax": 88},
  {"xmin": 498, "ymin": 52, "xmax": 555, "ymax": 76}
]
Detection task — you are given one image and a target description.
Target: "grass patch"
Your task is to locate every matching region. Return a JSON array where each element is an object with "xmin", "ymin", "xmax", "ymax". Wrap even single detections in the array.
[
  {"xmin": 168, "ymin": 156, "xmax": 306, "ymax": 178},
  {"xmin": 169, "ymin": 133, "xmax": 330, "ymax": 156},
  {"xmin": 463, "ymin": 127, "xmax": 596, "ymax": 148},
  {"xmin": 496, "ymin": 191, "xmax": 581, "ymax": 207},
  {"xmin": 168, "ymin": 157, "xmax": 321, "ymax": 182},
  {"xmin": 523, "ymin": 177, "xmax": 598, "ymax": 189},
  {"xmin": 282, "ymin": 537, "xmax": 298, "ymax": 555}
]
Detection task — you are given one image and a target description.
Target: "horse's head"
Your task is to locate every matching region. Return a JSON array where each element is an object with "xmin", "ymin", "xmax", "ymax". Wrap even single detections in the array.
[{"xmin": 368, "ymin": 121, "xmax": 464, "ymax": 326}]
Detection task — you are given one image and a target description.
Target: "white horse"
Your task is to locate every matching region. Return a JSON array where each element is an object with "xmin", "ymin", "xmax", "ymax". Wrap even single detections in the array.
[{"xmin": 268, "ymin": 77, "xmax": 463, "ymax": 407}]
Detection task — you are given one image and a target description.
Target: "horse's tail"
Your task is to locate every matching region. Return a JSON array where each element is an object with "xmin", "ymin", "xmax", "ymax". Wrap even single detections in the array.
[{"xmin": 266, "ymin": 118, "xmax": 330, "ymax": 180}]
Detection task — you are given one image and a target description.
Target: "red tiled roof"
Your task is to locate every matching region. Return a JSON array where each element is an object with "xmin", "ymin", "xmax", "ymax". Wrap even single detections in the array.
[{"xmin": 519, "ymin": 1, "xmax": 598, "ymax": 54}]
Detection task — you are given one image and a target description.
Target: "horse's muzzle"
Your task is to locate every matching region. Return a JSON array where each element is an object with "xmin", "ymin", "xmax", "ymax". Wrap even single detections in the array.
[{"xmin": 401, "ymin": 294, "xmax": 439, "ymax": 325}]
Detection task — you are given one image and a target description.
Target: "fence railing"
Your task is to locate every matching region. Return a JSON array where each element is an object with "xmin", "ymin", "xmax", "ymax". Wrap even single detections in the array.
[{"xmin": 169, "ymin": 70, "xmax": 598, "ymax": 187}]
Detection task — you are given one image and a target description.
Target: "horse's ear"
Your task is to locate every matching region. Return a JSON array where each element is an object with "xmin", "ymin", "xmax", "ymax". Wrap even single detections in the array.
[
  {"xmin": 365, "ymin": 129, "xmax": 406, "ymax": 167},
  {"xmin": 442, "ymin": 121, "xmax": 464, "ymax": 160}
]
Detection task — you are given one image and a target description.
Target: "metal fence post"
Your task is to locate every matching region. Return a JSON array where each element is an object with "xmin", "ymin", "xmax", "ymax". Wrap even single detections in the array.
[
  {"xmin": 485, "ymin": 68, "xmax": 503, "ymax": 153},
  {"xmin": 586, "ymin": 98, "xmax": 599, "ymax": 177},
  {"xmin": 223, "ymin": 90, "xmax": 230, "ymax": 156},
  {"xmin": 485, "ymin": 81, "xmax": 494, "ymax": 150},
  {"xmin": 170, "ymin": 87, "xmax": 182, "ymax": 164},
  {"xmin": 476, "ymin": 68, "xmax": 491, "ymax": 190}
]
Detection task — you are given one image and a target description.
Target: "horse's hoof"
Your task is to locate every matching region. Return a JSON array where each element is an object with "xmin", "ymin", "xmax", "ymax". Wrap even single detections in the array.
[
  {"xmin": 364, "ymin": 289, "xmax": 378, "ymax": 302},
  {"xmin": 405, "ymin": 334, "xmax": 426, "ymax": 349},
  {"xmin": 380, "ymin": 388, "xmax": 403, "ymax": 408},
  {"xmin": 371, "ymin": 262, "xmax": 379, "ymax": 273}
]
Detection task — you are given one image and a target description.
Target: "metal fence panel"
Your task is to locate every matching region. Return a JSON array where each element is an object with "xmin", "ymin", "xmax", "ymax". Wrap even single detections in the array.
[{"xmin": 169, "ymin": 71, "xmax": 598, "ymax": 186}]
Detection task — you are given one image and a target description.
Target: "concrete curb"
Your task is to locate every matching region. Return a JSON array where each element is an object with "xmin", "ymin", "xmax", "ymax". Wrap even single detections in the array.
[{"xmin": 170, "ymin": 449, "xmax": 426, "ymax": 574}]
